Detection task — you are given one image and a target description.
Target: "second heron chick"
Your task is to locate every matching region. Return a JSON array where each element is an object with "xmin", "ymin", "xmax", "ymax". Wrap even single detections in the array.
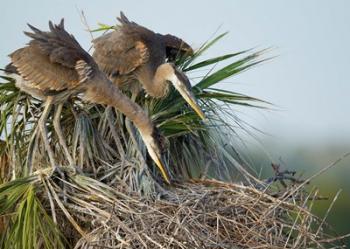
[{"xmin": 92, "ymin": 12, "xmax": 205, "ymax": 120}]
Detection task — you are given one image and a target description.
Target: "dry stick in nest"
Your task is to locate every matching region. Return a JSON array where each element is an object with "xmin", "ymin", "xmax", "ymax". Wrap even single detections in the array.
[
  {"xmin": 63, "ymin": 172, "xmax": 343, "ymax": 248},
  {"xmin": 247, "ymin": 152, "xmax": 350, "ymax": 247},
  {"xmin": 189, "ymin": 176, "xmax": 342, "ymax": 245},
  {"xmin": 267, "ymin": 163, "xmax": 305, "ymax": 188},
  {"xmin": 262, "ymin": 151, "xmax": 350, "ymax": 223}
]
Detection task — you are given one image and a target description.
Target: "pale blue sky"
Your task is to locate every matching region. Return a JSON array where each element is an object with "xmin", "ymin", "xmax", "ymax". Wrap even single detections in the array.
[{"xmin": 1, "ymin": 0, "xmax": 349, "ymax": 146}]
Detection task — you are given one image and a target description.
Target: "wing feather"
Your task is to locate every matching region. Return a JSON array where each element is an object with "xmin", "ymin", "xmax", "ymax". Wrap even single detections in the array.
[
  {"xmin": 92, "ymin": 12, "xmax": 152, "ymax": 76},
  {"xmin": 11, "ymin": 45, "xmax": 78, "ymax": 91},
  {"xmin": 93, "ymin": 11, "xmax": 193, "ymax": 78},
  {"xmin": 9, "ymin": 19, "xmax": 97, "ymax": 93}
]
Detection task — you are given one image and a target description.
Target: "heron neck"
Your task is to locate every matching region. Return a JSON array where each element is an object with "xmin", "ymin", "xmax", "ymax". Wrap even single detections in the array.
[
  {"xmin": 138, "ymin": 65, "xmax": 169, "ymax": 98},
  {"xmin": 84, "ymin": 77, "xmax": 154, "ymax": 136}
]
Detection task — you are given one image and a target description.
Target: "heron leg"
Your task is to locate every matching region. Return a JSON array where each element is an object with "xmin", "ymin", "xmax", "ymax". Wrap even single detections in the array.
[
  {"xmin": 38, "ymin": 98, "xmax": 56, "ymax": 169},
  {"xmin": 26, "ymin": 125, "xmax": 39, "ymax": 174},
  {"xmin": 39, "ymin": 98, "xmax": 67, "ymax": 202},
  {"xmin": 39, "ymin": 100, "xmax": 65, "ymax": 179},
  {"xmin": 53, "ymin": 103, "xmax": 75, "ymax": 168}
]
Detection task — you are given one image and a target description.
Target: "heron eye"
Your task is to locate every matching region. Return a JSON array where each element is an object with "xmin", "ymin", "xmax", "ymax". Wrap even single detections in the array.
[{"xmin": 111, "ymin": 72, "xmax": 120, "ymax": 78}]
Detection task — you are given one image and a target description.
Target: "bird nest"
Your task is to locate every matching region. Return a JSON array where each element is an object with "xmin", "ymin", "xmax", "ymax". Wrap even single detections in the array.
[{"xmin": 21, "ymin": 168, "xmax": 344, "ymax": 249}]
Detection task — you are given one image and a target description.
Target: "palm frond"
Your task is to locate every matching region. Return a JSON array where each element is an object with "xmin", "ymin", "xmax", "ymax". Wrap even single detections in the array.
[{"xmin": 0, "ymin": 176, "xmax": 67, "ymax": 249}]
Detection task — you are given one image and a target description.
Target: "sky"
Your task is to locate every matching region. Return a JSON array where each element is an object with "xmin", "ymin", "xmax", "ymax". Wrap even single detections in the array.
[{"xmin": 1, "ymin": 0, "xmax": 349, "ymax": 147}]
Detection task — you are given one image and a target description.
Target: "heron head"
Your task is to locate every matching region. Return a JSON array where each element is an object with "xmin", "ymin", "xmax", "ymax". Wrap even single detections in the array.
[
  {"xmin": 163, "ymin": 63, "xmax": 206, "ymax": 120},
  {"xmin": 142, "ymin": 127, "xmax": 172, "ymax": 184}
]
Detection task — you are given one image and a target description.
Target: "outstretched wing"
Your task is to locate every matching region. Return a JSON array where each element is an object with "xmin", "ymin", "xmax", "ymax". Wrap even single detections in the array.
[
  {"xmin": 92, "ymin": 12, "xmax": 151, "ymax": 77},
  {"xmin": 10, "ymin": 19, "xmax": 97, "ymax": 92}
]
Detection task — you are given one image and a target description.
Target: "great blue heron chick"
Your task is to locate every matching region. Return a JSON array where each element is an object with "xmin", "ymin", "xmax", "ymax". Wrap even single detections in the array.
[
  {"xmin": 7, "ymin": 19, "xmax": 172, "ymax": 184},
  {"xmin": 92, "ymin": 12, "xmax": 206, "ymax": 120}
]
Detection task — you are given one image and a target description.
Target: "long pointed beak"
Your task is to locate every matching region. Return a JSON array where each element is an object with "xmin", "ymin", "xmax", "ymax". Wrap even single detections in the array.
[
  {"xmin": 178, "ymin": 87, "xmax": 206, "ymax": 120},
  {"xmin": 144, "ymin": 139, "xmax": 172, "ymax": 184},
  {"xmin": 172, "ymin": 70, "xmax": 206, "ymax": 120},
  {"xmin": 152, "ymin": 153, "xmax": 171, "ymax": 184}
]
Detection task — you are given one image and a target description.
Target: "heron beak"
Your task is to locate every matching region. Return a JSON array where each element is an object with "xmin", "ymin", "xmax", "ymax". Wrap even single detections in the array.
[
  {"xmin": 152, "ymin": 153, "xmax": 171, "ymax": 184},
  {"xmin": 178, "ymin": 87, "xmax": 206, "ymax": 120},
  {"xmin": 144, "ymin": 138, "xmax": 172, "ymax": 184},
  {"xmin": 172, "ymin": 71, "xmax": 206, "ymax": 120}
]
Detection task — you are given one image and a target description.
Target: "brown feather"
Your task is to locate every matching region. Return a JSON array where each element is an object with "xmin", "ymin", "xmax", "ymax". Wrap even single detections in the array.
[
  {"xmin": 10, "ymin": 20, "xmax": 99, "ymax": 93},
  {"xmin": 10, "ymin": 45, "xmax": 79, "ymax": 92},
  {"xmin": 26, "ymin": 19, "xmax": 96, "ymax": 71},
  {"xmin": 92, "ymin": 29, "xmax": 150, "ymax": 77},
  {"xmin": 93, "ymin": 12, "xmax": 192, "ymax": 91}
]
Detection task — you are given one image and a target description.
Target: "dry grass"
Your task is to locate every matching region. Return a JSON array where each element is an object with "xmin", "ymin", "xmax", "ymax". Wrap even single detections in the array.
[{"xmin": 29, "ymin": 167, "xmax": 346, "ymax": 249}]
